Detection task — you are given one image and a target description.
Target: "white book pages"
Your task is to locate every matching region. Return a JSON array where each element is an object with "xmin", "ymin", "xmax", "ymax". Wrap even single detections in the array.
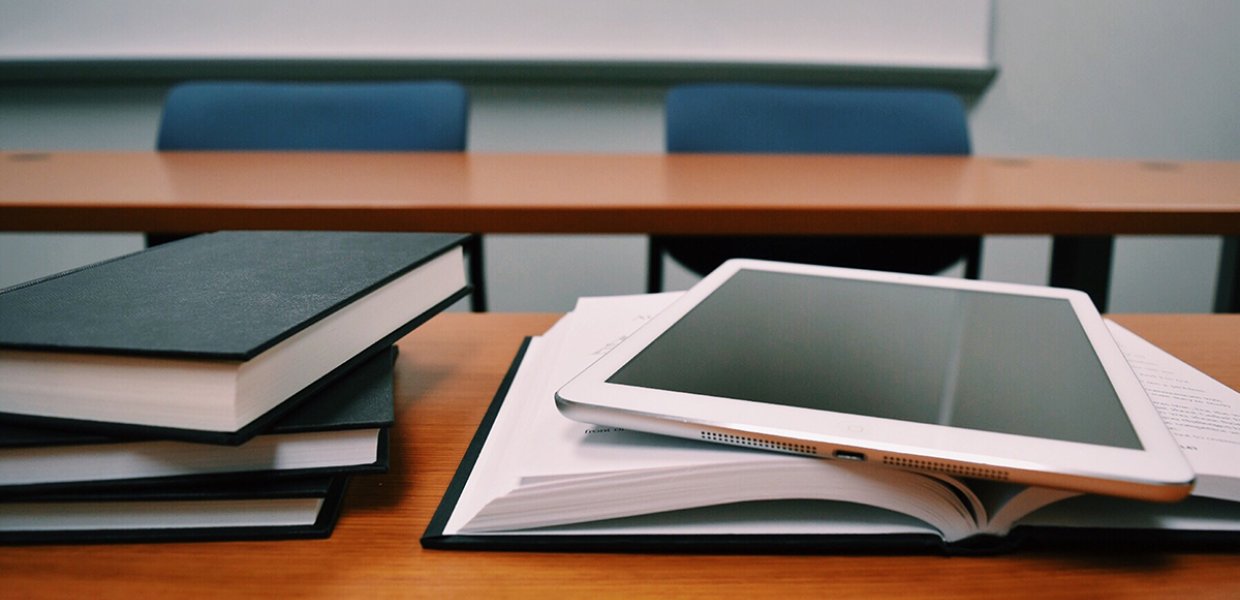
[{"xmin": 1106, "ymin": 321, "xmax": 1240, "ymax": 502}]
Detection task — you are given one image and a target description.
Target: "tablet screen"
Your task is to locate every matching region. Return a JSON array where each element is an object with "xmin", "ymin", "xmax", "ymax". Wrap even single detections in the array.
[{"xmin": 607, "ymin": 269, "xmax": 1142, "ymax": 449}]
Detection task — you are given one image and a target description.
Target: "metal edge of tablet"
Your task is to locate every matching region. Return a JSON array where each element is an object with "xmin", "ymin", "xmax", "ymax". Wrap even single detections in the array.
[{"xmin": 554, "ymin": 392, "xmax": 1195, "ymax": 504}]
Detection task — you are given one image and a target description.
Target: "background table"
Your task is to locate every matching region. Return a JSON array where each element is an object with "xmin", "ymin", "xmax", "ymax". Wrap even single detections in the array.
[
  {"xmin": 3, "ymin": 151, "xmax": 1239, "ymax": 310},
  {"xmin": 3, "ymin": 312, "xmax": 1239, "ymax": 599}
]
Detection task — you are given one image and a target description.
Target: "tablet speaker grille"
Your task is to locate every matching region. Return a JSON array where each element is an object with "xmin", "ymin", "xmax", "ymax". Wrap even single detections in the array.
[
  {"xmin": 882, "ymin": 456, "xmax": 1010, "ymax": 481},
  {"xmin": 700, "ymin": 431, "xmax": 819, "ymax": 456}
]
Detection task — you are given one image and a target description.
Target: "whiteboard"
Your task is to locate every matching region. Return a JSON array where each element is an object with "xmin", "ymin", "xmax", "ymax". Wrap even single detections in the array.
[{"xmin": 1, "ymin": 0, "xmax": 992, "ymax": 70}]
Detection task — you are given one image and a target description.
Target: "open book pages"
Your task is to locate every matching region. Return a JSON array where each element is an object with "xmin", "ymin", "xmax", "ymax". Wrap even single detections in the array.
[
  {"xmin": 1104, "ymin": 321, "xmax": 1240, "ymax": 502},
  {"xmin": 442, "ymin": 294, "xmax": 1240, "ymax": 543}
]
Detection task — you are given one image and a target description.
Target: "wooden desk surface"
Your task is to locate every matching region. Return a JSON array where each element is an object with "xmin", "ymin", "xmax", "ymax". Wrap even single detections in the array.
[
  {"xmin": 4, "ymin": 312, "xmax": 1239, "ymax": 599},
  {"xmin": 3, "ymin": 151, "xmax": 1239, "ymax": 235}
]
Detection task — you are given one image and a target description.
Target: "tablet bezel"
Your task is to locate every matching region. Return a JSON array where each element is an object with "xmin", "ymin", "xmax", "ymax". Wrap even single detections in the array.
[{"xmin": 556, "ymin": 260, "xmax": 1194, "ymax": 502}]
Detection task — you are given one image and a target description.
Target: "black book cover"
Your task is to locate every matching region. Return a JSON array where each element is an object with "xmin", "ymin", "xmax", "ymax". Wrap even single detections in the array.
[
  {"xmin": 0, "ymin": 475, "xmax": 350, "ymax": 545},
  {"xmin": 421, "ymin": 342, "xmax": 1240, "ymax": 555},
  {"xmin": 0, "ymin": 347, "xmax": 398, "ymax": 492},
  {"xmin": 0, "ymin": 231, "xmax": 469, "ymax": 444},
  {"xmin": 0, "ymin": 231, "xmax": 466, "ymax": 358}
]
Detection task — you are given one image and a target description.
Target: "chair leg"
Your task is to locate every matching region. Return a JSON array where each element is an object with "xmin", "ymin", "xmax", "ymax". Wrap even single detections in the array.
[
  {"xmin": 647, "ymin": 237, "xmax": 665, "ymax": 293},
  {"xmin": 466, "ymin": 234, "xmax": 487, "ymax": 312},
  {"xmin": 964, "ymin": 237, "xmax": 983, "ymax": 280}
]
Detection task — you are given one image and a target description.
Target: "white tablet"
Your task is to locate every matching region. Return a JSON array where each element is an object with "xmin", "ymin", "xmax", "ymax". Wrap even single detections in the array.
[{"xmin": 556, "ymin": 260, "xmax": 1194, "ymax": 502}]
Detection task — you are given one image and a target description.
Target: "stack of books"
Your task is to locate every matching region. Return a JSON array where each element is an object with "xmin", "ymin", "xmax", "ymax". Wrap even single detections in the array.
[{"xmin": 0, "ymin": 231, "xmax": 470, "ymax": 543}]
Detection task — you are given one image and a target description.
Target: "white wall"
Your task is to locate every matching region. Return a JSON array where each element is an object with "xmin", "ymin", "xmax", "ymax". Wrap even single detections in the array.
[
  {"xmin": 971, "ymin": 0, "xmax": 1239, "ymax": 312},
  {"xmin": 3, "ymin": 0, "xmax": 1238, "ymax": 312}
]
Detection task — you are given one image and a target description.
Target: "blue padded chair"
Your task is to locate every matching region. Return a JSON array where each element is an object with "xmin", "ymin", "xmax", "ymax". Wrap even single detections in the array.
[
  {"xmin": 152, "ymin": 80, "xmax": 486, "ymax": 311},
  {"xmin": 648, "ymin": 84, "xmax": 981, "ymax": 292}
]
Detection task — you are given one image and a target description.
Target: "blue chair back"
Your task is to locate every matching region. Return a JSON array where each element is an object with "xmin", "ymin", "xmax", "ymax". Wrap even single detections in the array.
[
  {"xmin": 157, "ymin": 81, "xmax": 468, "ymax": 151},
  {"xmin": 666, "ymin": 84, "xmax": 969, "ymax": 156},
  {"xmin": 648, "ymin": 84, "xmax": 978, "ymax": 292}
]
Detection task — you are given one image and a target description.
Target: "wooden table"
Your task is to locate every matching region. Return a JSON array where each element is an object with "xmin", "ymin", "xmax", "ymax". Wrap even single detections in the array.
[
  {"xmin": 3, "ymin": 312, "xmax": 1239, "ymax": 599},
  {"xmin": 3, "ymin": 151, "xmax": 1239, "ymax": 310}
]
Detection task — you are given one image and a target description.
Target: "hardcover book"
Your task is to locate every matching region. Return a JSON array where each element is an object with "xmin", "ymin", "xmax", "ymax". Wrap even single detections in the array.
[
  {"xmin": 423, "ymin": 294, "xmax": 1240, "ymax": 553},
  {"xmin": 0, "ymin": 346, "xmax": 397, "ymax": 492},
  {"xmin": 0, "ymin": 475, "xmax": 349, "ymax": 544},
  {"xmin": 0, "ymin": 231, "xmax": 468, "ymax": 444}
]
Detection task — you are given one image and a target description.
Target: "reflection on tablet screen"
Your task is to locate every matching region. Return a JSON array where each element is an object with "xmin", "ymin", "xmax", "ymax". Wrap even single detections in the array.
[{"xmin": 608, "ymin": 269, "xmax": 1142, "ymax": 449}]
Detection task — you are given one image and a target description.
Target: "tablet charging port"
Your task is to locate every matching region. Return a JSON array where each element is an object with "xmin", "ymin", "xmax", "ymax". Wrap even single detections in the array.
[{"xmin": 833, "ymin": 450, "xmax": 866, "ymax": 462}]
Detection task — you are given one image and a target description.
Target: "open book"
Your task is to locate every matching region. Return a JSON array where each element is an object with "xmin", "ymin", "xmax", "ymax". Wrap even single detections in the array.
[{"xmin": 423, "ymin": 294, "xmax": 1240, "ymax": 552}]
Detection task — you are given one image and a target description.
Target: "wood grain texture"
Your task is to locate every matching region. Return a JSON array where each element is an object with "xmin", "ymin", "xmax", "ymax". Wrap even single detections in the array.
[
  {"xmin": 3, "ymin": 152, "xmax": 1238, "ymax": 235},
  {"xmin": 3, "ymin": 313, "xmax": 1239, "ymax": 598}
]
